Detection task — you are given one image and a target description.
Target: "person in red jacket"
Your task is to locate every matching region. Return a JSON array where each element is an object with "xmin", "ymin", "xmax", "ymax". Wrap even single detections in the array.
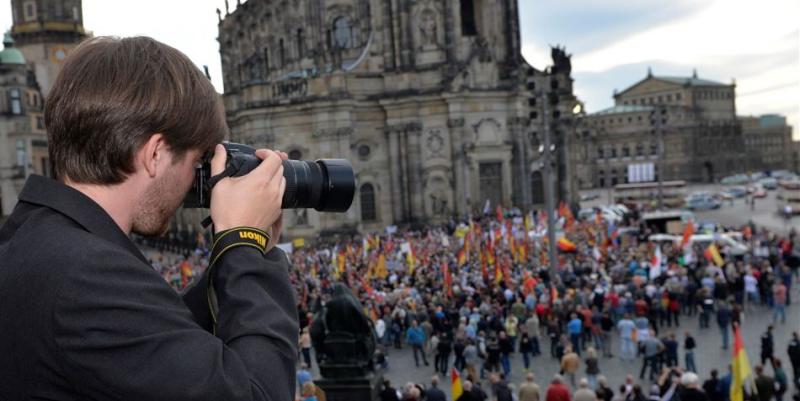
[{"xmin": 546, "ymin": 374, "xmax": 572, "ymax": 401}]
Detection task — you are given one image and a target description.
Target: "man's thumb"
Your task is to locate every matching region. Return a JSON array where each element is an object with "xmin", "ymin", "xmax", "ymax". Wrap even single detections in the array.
[{"xmin": 209, "ymin": 144, "xmax": 227, "ymax": 176}]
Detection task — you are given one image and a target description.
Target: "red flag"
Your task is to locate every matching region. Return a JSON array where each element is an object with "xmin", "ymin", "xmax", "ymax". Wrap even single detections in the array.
[
  {"xmin": 681, "ymin": 221, "xmax": 695, "ymax": 249},
  {"xmin": 442, "ymin": 261, "xmax": 453, "ymax": 298},
  {"xmin": 496, "ymin": 205, "xmax": 504, "ymax": 222}
]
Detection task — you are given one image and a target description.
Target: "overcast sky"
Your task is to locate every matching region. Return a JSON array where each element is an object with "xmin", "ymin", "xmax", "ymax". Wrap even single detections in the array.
[{"xmin": 2, "ymin": 0, "xmax": 798, "ymax": 137}]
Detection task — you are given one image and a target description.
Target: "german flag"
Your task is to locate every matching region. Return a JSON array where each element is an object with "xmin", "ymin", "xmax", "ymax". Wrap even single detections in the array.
[
  {"xmin": 557, "ymin": 237, "xmax": 577, "ymax": 253},
  {"xmin": 730, "ymin": 324, "xmax": 752, "ymax": 401},
  {"xmin": 457, "ymin": 247, "xmax": 467, "ymax": 267},
  {"xmin": 451, "ymin": 368, "xmax": 463, "ymax": 400},
  {"xmin": 704, "ymin": 243, "xmax": 724, "ymax": 266}
]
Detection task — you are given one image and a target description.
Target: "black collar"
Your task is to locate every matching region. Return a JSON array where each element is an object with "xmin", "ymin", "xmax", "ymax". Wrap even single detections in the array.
[{"xmin": 17, "ymin": 175, "xmax": 150, "ymax": 265}]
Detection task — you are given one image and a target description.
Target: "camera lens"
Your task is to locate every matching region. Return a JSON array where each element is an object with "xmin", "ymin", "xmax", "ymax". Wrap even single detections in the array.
[{"xmin": 281, "ymin": 159, "xmax": 355, "ymax": 212}]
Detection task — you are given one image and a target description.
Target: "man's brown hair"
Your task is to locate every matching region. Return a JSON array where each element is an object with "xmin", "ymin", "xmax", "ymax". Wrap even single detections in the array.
[{"xmin": 45, "ymin": 36, "xmax": 226, "ymax": 184}]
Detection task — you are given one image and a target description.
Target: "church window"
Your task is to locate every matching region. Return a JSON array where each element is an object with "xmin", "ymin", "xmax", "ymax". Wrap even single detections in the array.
[
  {"xmin": 360, "ymin": 183, "xmax": 377, "ymax": 221},
  {"xmin": 279, "ymin": 39, "xmax": 285, "ymax": 66},
  {"xmin": 357, "ymin": 144, "xmax": 371, "ymax": 160},
  {"xmin": 288, "ymin": 149, "xmax": 302, "ymax": 160},
  {"xmin": 333, "ymin": 17, "xmax": 353, "ymax": 49},
  {"xmin": 23, "ymin": 1, "xmax": 37, "ymax": 21},
  {"xmin": 460, "ymin": 0, "xmax": 477, "ymax": 36},
  {"xmin": 263, "ymin": 47, "xmax": 270, "ymax": 76},
  {"xmin": 296, "ymin": 29, "xmax": 305, "ymax": 59},
  {"xmin": 9, "ymin": 89, "xmax": 22, "ymax": 115}
]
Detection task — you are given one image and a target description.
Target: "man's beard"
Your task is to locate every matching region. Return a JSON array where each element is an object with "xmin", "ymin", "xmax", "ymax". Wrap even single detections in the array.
[{"xmin": 132, "ymin": 172, "xmax": 188, "ymax": 237}]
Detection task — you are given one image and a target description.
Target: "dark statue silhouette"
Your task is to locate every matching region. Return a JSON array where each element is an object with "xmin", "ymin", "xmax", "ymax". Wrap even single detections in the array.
[{"xmin": 310, "ymin": 283, "xmax": 377, "ymax": 378}]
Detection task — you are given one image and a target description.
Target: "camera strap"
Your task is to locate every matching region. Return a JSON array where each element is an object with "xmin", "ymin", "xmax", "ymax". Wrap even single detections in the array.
[
  {"xmin": 200, "ymin": 164, "xmax": 240, "ymax": 229},
  {"xmin": 205, "ymin": 227, "xmax": 271, "ymax": 335}
]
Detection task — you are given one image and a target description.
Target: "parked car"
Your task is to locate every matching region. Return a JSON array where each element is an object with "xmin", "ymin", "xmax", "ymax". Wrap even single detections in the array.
[
  {"xmin": 752, "ymin": 185, "xmax": 767, "ymax": 198},
  {"xmin": 685, "ymin": 194, "xmax": 721, "ymax": 210},
  {"xmin": 724, "ymin": 186, "xmax": 748, "ymax": 198},
  {"xmin": 759, "ymin": 178, "xmax": 778, "ymax": 190},
  {"xmin": 720, "ymin": 174, "xmax": 750, "ymax": 185}
]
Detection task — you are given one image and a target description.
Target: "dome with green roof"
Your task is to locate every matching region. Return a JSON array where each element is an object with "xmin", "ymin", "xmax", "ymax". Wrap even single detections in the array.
[{"xmin": 0, "ymin": 31, "xmax": 26, "ymax": 65}]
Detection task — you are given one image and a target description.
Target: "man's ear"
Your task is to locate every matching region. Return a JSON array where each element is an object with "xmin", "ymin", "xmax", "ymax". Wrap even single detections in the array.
[{"xmin": 138, "ymin": 134, "xmax": 166, "ymax": 178}]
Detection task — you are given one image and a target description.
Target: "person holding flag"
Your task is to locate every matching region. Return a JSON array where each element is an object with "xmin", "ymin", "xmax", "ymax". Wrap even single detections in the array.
[{"xmin": 730, "ymin": 323, "xmax": 752, "ymax": 401}]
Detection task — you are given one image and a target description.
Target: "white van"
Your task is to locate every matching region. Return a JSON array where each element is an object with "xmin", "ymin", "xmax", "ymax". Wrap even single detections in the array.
[{"xmin": 648, "ymin": 233, "xmax": 749, "ymax": 256}]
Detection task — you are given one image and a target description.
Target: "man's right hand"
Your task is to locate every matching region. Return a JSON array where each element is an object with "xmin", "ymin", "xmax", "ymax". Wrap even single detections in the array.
[{"xmin": 209, "ymin": 144, "xmax": 286, "ymax": 235}]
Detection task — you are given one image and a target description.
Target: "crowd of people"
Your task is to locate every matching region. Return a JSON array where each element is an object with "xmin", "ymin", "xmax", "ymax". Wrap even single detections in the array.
[
  {"xmin": 287, "ymin": 203, "xmax": 798, "ymax": 401},
  {"xmin": 139, "ymin": 203, "xmax": 799, "ymax": 401}
]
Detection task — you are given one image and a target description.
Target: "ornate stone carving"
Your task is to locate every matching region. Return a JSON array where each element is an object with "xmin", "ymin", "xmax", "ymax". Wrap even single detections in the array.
[
  {"xmin": 425, "ymin": 129, "xmax": 445, "ymax": 155},
  {"xmin": 419, "ymin": 9, "xmax": 438, "ymax": 47},
  {"xmin": 447, "ymin": 117, "xmax": 465, "ymax": 128}
]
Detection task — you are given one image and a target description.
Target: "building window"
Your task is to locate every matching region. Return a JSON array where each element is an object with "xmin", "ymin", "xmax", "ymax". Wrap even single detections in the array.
[
  {"xmin": 667, "ymin": 94, "xmax": 672, "ymax": 102},
  {"xmin": 279, "ymin": 39, "xmax": 285, "ymax": 66},
  {"xmin": 360, "ymin": 183, "xmax": 377, "ymax": 221},
  {"xmin": 636, "ymin": 143, "xmax": 644, "ymax": 156},
  {"xmin": 41, "ymin": 157, "xmax": 50, "ymax": 177},
  {"xmin": 611, "ymin": 169, "xmax": 618, "ymax": 186},
  {"xmin": 460, "ymin": 0, "xmax": 477, "ymax": 36},
  {"xmin": 9, "ymin": 89, "xmax": 22, "ymax": 115},
  {"xmin": 650, "ymin": 143, "xmax": 658, "ymax": 156},
  {"xmin": 598, "ymin": 170, "xmax": 605, "ymax": 188},
  {"xmin": 610, "ymin": 146, "xmax": 617, "ymax": 158},
  {"xmin": 333, "ymin": 16, "xmax": 353, "ymax": 49},
  {"xmin": 263, "ymin": 47, "xmax": 270, "ymax": 76},
  {"xmin": 296, "ymin": 29, "xmax": 305, "ymax": 59},
  {"xmin": 36, "ymin": 116, "xmax": 44, "ymax": 130},
  {"xmin": 622, "ymin": 145, "xmax": 630, "ymax": 157},
  {"xmin": 597, "ymin": 147, "xmax": 604, "ymax": 160},
  {"xmin": 24, "ymin": 0, "xmax": 37, "ymax": 21},
  {"xmin": 676, "ymin": 93, "xmax": 682, "ymax": 100}
]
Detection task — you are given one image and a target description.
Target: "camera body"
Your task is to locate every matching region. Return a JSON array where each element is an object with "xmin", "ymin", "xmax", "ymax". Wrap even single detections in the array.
[{"xmin": 183, "ymin": 142, "xmax": 355, "ymax": 212}]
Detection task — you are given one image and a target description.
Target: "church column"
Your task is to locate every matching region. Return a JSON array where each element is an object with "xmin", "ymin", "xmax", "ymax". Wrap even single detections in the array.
[
  {"xmin": 448, "ymin": 117, "xmax": 467, "ymax": 215},
  {"xmin": 386, "ymin": 126, "xmax": 406, "ymax": 222},
  {"xmin": 406, "ymin": 122, "xmax": 424, "ymax": 221},
  {"xmin": 398, "ymin": 127, "xmax": 412, "ymax": 220},
  {"xmin": 509, "ymin": 116, "xmax": 531, "ymax": 208}
]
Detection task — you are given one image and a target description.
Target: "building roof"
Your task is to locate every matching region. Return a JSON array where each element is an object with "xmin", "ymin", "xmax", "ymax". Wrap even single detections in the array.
[
  {"xmin": 0, "ymin": 32, "xmax": 26, "ymax": 65},
  {"xmin": 590, "ymin": 104, "xmax": 653, "ymax": 116},
  {"xmin": 653, "ymin": 76, "xmax": 728, "ymax": 87}
]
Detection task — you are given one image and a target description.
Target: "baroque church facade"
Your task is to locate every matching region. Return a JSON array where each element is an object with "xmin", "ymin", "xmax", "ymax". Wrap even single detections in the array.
[
  {"xmin": 0, "ymin": 0, "xmax": 87, "ymax": 216},
  {"xmin": 218, "ymin": 0, "xmax": 580, "ymax": 238}
]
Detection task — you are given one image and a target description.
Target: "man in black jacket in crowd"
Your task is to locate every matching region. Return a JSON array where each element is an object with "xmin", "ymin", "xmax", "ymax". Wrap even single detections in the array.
[
  {"xmin": 787, "ymin": 331, "xmax": 800, "ymax": 387},
  {"xmin": 0, "ymin": 36, "xmax": 297, "ymax": 400}
]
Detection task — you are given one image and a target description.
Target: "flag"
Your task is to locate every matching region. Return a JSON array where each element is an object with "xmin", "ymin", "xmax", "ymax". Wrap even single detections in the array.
[
  {"xmin": 451, "ymin": 368, "xmax": 464, "ymax": 400},
  {"xmin": 376, "ymin": 252, "xmax": 388, "ymax": 279},
  {"xmin": 457, "ymin": 247, "xmax": 467, "ymax": 267},
  {"xmin": 730, "ymin": 325, "xmax": 752, "ymax": 401},
  {"xmin": 496, "ymin": 205, "xmax": 504, "ymax": 222},
  {"xmin": 442, "ymin": 261, "xmax": 453, "ymax": 298},
  {"xmin": 681, "ymin": 221, "xmax": 695, "ymax": 249},
  {"xmin": 650, "ymin": 246, "xmax": 663, "ymax": 279},
  {"xmin": 704, "ymin": 243, "xmax": 724, "ymax": 267},
  {"xmin": 557, "ymin": 237, "xmax": 577, "ymax": 252},
  {"xmin": 482, "ymin": 199, "xmax": 491, "ymax": 215}
]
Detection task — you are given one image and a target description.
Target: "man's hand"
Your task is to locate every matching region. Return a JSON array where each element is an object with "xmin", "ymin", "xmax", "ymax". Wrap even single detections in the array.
[{"xmin": 209, "ymin": 144, "xmax": 288, "ymax": 252}]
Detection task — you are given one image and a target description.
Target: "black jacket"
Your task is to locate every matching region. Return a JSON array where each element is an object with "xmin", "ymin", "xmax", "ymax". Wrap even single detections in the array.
[{"xmin": 0, "ymin": 176, "xmax": 299, "ymax": 400}]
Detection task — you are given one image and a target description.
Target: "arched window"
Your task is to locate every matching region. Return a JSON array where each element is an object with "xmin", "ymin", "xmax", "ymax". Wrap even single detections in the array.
[
  {"xmin": 333, "ymin": 17, "xmax": 352, "ymax": 49},
  {"xmin": 360, "ymin": 184, "xmax": 376, "ymax": 221}
]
